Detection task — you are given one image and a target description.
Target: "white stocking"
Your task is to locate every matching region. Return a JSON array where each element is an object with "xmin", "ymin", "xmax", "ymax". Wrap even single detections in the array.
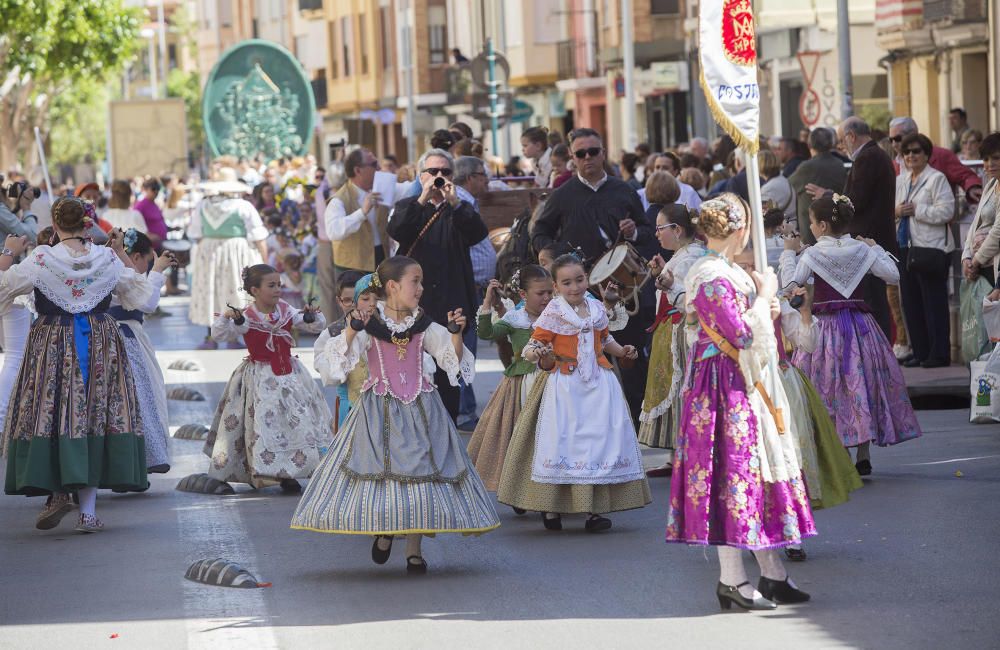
[
  {"xmin": 405, "ymin": 533, "xmax": 422, "ymax": 558},
  {"xmin": 77, "ymin": 487, "xmax": 98, "ymax": 517},
  {"xmin": 754, "ymin": 549, "xmax": 788, "ymax": 581},
  {"xmin": 718, "ymin": 547, "xmax": 756, "ymax": 598}
]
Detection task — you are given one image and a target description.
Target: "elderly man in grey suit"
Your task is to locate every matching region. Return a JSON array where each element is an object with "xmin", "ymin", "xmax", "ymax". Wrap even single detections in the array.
[{"xmin": 789, "ymin": 127, "xmax": 848, "ymax": 244}]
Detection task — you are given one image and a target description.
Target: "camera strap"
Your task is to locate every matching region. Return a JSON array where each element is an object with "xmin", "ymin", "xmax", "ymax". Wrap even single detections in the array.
[{"xmin": 405, "ymin": 201, "xmax": 447, "ymax": 257}]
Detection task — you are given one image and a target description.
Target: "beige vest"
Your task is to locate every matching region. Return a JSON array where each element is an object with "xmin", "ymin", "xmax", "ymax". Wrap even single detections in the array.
[{"xmin": 330, "ymin": 182, "xmax": 390, "ymax": 272}]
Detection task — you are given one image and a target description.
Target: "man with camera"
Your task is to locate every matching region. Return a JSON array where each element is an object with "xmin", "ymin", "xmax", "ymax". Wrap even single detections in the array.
[
  {"xmin": 0, "ymin": 177, "xmax": 41, "ymax": 241},
  {"xmin": 388, "ymin": 148, "xmax": 489, "ymax": 421}
]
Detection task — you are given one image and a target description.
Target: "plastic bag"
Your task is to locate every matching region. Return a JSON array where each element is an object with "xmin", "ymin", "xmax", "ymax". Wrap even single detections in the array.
[
  {"xmin": 969, "ymin": 350, "xmax": 1000, "ymax": 423},
  {"xmin": 982, "ymin": 294, "xmax": 1000, "ymax": 341},
  {"xmin": 960, "ymin": 278, "xmax": 993, "ymax": 364}
]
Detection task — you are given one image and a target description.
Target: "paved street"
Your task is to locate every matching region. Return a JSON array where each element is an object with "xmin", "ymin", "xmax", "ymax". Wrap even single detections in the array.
[{"xmin": 1, "ymin": 297, "xmax": 998, "ymax": 650}]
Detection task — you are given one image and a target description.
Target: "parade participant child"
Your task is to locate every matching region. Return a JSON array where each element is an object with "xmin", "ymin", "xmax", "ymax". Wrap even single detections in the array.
[
  {"xmin": 112, "ymin": 229, "xmax": 178, "ymax": 474},
  {"xmin": 467, "ymin": 265, "xmax": 553, "ymax": 493},
  {"xmin": 666, "ymin": 193, "xmax": 815, "ymax": 611},
  {"xmin": 779, "ymin": 194, "xmax": 921, "ymax": 476},
  {"xmin": 734, "ymin": 246, "xmax": 862, "ymax": 562},
  {"xmin": 639, "ymin": 206, "xmax": 707, "ymax": 477},
  {"xmin": 278, "ymin": 249, "xmax": 316, "ymax": 310},
  {"xmin": 537, "ymin": 242, "xmax": 571, "ymax": 272},
  {"xmin": 1, "ymin": 198, "xmax": 154, "ymax": 533},
  {"xmin": 497, "ymin": 254, "xmax": 652, "ymax": 532},
  {"xmin": 203, "ymin": 264, "xmax": 333, "ymax": 494},
  {"xmin": 314, "ymin": 271, "xmax": 375, "ymax": 428},
  {"xmin": 291, "ymin": 256, "xmax": 500, "ymax": 575}
]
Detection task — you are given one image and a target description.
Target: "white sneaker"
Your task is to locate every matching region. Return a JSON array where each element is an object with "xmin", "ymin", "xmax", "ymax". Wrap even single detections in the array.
[{"xmin": 893, "ymin": 344, "xmax": 912, "ymax": 360}]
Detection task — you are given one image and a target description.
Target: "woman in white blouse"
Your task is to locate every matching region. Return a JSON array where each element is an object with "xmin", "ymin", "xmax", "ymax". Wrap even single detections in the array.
[
  {"xmin": 102, "ymin": 179, "xmax": 147, "ymax": 233},
  {"xmin": 0, "ymin": 197, "xmax": 153, "ymax": 533},
  {"xmin": 894, "ymin": 133, "xmax": 955, "ymax": 368}
]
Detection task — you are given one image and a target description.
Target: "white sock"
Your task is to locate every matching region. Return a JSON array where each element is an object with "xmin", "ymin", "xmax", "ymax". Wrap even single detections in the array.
[
  {"xmin": 754, "ymin": 549, "xmax": 788, "ymax": 581},
  {"xmin": 856, "ymin": 442, "xmax": 871, "ymax": 462},
  {"xmin": 718, "ymin": 547, "xmax": 756, "ymax": 598},
  {"xmin": 376, "ymin": 535, "xmax": 392, "ymax": 551},
  {"xmin": 77, "ymin": 487, "xmax": 97, "ymax": 517},
  {"xmin": 405, "ymin": 533, "xmax": 422, "ymax": 558}
]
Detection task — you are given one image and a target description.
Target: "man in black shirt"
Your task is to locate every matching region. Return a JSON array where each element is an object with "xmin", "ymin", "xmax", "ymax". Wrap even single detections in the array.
[{"xmin": 530, "ymin": 128, "xmax": 655, "ymax": 423}]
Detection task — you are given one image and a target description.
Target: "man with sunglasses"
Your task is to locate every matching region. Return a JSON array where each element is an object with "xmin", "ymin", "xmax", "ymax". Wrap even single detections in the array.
[
  {"xmin": 389, "ymin": 148, "xmax": 489, "ymax": 422},
  {"xmin": 531, "ymin": 128, "xmax": 655, "ymax": 423}
]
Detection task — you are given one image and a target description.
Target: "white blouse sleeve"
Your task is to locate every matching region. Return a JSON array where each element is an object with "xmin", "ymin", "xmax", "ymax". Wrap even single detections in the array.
[
  {"xmin": 240, "ymin": 201, "xmax": 269, "ymax": 242},
  {"xmin": 869, "ymin": 245, "xmax": 900, "ymax": 285},
  {"xmin": 113, "ymin": 267, "xmax": 155, "ymax": 311},
  {"xmin": 0, "ymin": 262, "xmax": 37, "ymax": 313},
  {"xmin": 780, "ymin": 301, "xmax": 817, "ymax": 353},
  {"xmin": 135, "ymin": 271, "xmax": 165, "ymax": 313},
  {"xmin": 422, "ymin": 322, "xmax": 475, "ymax": 386},
  {"xmin": 211, "ymin": 314, "xmax": 250, "ymax": 342},
  {"xmin": 292, "ymin": 308, "xmax": 326, "ymax": 334},
  {"xmin": 316, "ymin": 330, "xmax": 369, "ymax": 386},
  {"xmin": 607, "ymin": 302, "xmax": 629, "ymax": 331},
  {"xmin": 779, "ymin": 249, "xmax": 807, "ymax": 288}
]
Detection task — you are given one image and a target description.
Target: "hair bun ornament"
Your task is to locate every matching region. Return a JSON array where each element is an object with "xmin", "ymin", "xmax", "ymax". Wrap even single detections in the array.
[
  {"xmin": 370, "ymin": 273, "xmax": 382, "ymax": 288},
  {"xmin": 241, "ymin": 266, "xmax": 251, "ymax": 284},
  {"xmin": 123, "ymin": 228, "xmax": 138, "ymax": 253}
]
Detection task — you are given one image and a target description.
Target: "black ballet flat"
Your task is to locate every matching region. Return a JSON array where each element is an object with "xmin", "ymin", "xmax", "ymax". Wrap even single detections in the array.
[
  {"xmin": 855, "ymin": 459, "xmax": 872, "ymax": 476},
  {"xmin": 279, "ymin": 479, "xmax": 302, "ymax": 494},
  {"xmin": 542, "ymin": 513, "xmax": 562, "ymax": 531},
  {"xmin": 716, "ymin": 581, "xmax": 777, "ymax": 611},
  {"xmin": 512, "ymin": 506, "xmax": 527, "ymax": 515},
  {"xmin": 406, "ymin": 555, "xmax": 428, "ymax": 575},
  {"xmin": 757, "ymin": 576, "xmax": 811, "ymax": 604},
  {"xmin": 371, "ymin": 535, "xmax": 393, "ymax": 564},
  {"xmin": 584, "ymin": 514, "xmax": 612, "ymax": 533},
  {"xmin": 784, "ymin": 547, "xmax": 808, "ymax": 562}
]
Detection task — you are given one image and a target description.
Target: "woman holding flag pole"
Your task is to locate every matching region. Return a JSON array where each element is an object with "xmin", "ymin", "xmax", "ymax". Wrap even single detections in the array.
[{"xmin": 664, "ymin": 0, "xmax": 817, "ymax": 611}]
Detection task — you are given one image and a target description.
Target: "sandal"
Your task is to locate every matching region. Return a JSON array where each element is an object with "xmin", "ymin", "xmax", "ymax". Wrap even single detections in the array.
[
  {"xmin": 406, "ymin": 555, "xmax": 428, "ymax": 575},
  {"xmin": 371, "ymin": 536, "xmax": 393, "ymax": 564},
  {"xmin": 76, "ymin": 513, "xmax": 105, "ymax": 533},
  {"xmin": 36, "ymin": 493, "xmax": 74, "ymax": 530}
]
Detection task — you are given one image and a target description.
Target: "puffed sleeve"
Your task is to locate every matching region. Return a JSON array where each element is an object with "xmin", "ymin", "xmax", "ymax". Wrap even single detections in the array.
[
  {"xmin": 240, "ymin": 201, "xmax": 269, "ymax": 242},
  {"xmin": 211, "ymin": 314, "xmax": 249, "ymax": 342},
  {"xmin": 0, "ymin": 262, "xmax": 36, "ymax": 313},
  {"xmin": 112, "ymin": 267, "xmax": 155, "ymax": 311},
  {"xmin": 780, "ymin": 249, "xmax": 811, "ymax": 288},
  {"xmin": 869, "ymin": 245, "xmax": 900, "ymax": 285},
  {"xmin": 779, "ymin": 301, "xmax": 817, "ymax": 354},
  {"xmin": 422, "ymin": 322, "xmax": 474, "ymax": 386},
  {"xmin": 316, "ymin": 330, "xmax": 369, "ymax": 386},
  {"xmin": 292, "ymin": 308, "xmax": 326, "ymax": 334},
  {"xmin": 134, "ymin": 270, "xmax": 166, "ymax": 314},
  {"xmin": 692, "ymin": 276, "xmax": 776, "ymax": 385}
]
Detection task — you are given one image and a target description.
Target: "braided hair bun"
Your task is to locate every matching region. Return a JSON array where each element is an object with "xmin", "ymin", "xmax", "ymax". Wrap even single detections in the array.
[
  {"xmin": 51, "ymin": 197, "xmax": 88, "ymax": 233},
  {"xmin": 693, "ymin": 192, "xmax": 749, "ymax": 239}
]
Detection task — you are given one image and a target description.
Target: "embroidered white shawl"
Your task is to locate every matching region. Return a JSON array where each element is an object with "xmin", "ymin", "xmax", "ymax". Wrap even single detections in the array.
[{"xmin": 798, "ymin": 235, "xmax": 878, "ymax": 297}]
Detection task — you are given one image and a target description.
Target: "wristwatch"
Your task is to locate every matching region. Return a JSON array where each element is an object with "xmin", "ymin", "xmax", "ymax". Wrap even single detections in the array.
[{"xmin": 1, "ymin": 248, "xmax": 14, "ymax": 257}]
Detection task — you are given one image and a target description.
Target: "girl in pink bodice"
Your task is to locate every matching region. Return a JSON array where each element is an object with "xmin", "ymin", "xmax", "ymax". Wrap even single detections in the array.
[{"xmin": 292, "ymin": 256, "xmax": 500, "ymax": 575}]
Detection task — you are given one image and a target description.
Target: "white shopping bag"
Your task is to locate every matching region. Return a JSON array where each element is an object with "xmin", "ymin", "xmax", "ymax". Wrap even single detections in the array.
[
  {"xmin": 982, "ymin": 296, "xmax": 1000, "ymax": 342},
  {"xmin": 970, "ymin": 352, "xmax": 1000, "ymax": 423}
]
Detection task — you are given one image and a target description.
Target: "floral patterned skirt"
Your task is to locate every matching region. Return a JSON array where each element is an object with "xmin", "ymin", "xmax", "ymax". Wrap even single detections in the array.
[
  {"xmin": 203, "ymin": 358, "xmax": 333, "ymax": 487},
  {"xmin": 665, "ymin": 355, "xmax": 817, "ymax": 550},
  {"xmin": 188, "ymin": 237, "xmax": 263, "ymax": 327},
  {"xmin": 4, "ymin": 315, "xmax": 147, "ymax": 496}
]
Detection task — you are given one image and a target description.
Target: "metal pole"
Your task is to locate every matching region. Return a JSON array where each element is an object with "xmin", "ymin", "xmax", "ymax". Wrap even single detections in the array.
[
  {"xmin": 836, "ymin": 0, "xmax": 854, "ymax": 118},
  {"xmin": 743, "ymin": 149, "xmax": 767, "ymax": 273},
  {"xmin": 621, "ymin": 0, "xmax": 637, "ymax": 151},
  {"xmin": 157, "ymin": 0, "xmax": 168, "ymax": 98},
  {"xmin": 33, "ymin": 127, "xmax": 54, "ymax": 200},
  {"xmin": 402, "ymin": 4, "xmax": 416, "ymax": 163},
  {"xmin": 487, "ymin": 37, "xmax": 500, "ymax": 156}
]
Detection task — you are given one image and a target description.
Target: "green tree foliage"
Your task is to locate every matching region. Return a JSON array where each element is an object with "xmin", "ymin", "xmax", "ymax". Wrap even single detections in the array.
[
  {"xmin": 167, "ymin": 69, "xmax": 204, "ymax": 157},
  {"xmin": 0, "ymin": 0, "xmax": 140, "ymax": 170}
]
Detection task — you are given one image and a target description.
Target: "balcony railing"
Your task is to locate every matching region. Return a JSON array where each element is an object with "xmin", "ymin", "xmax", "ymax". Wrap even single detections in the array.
[
  {"xmin": 557, "ymin": 40, "xmax": 597, "ymax": 80},
  {"xmin": 923, "ymin": 0, "xmax": 987, "ymax": 23}
]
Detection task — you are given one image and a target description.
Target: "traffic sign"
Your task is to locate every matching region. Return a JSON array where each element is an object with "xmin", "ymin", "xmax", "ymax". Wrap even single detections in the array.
[
  {"xmin": 511, "ymin": 100, "xmax": 533, "ymax": 124},
  {"xmin": 469, "ymin": 52, "xmax": 510, "ymax": 91}
]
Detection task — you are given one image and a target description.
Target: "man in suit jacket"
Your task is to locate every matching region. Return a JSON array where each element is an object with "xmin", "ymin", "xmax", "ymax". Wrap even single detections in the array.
[{"xmin": 789, "ymin": 127, "xmax": 848, "ymax": 244}]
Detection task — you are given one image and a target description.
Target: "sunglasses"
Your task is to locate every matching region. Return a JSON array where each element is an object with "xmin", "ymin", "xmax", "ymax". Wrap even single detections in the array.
[
  {"xmin": 573, "ymin": 147, "xmax": 603, "ymax": 159},
  {"xmin": 890, "ymin": 135, "xmax": 904, "ymax": 143},
  {"xmin": 903, "ymin": 148, "xmax": 925, "ymax": 156},
  {"xmin": 422, "ymin": 167, "xmax": 453, "ymax": 177}
]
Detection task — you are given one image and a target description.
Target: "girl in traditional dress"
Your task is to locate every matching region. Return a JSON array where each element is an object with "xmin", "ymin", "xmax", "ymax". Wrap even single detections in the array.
[
  {"xmin": 639, "ymin": 206, "xmax": 707, "ymax": 477},
  {"xmin": 314, "ymin": 272, "xmax": 378, "ymax": 429},
  {"xmin": 467, "ymin": 265, "xmax": 553, "ymax": 494},
  {"xmin": 113, "ymin": 229, "xmax": 177, "ymax": 474},
  {"xmin": 1, "ymin": 198, "xmax": 153, "ymax": 533},
  {"xmin": 498, "ymin": 254, "xmax": 652, "ymax": 532},
  {"xmin": 203, "ymin": 264, "xmax": 333, "ymax": 493},
  {"xmin": 188, "ymin": 171, "xmax": 269, "ymax": 350},
  {"xmin": 666, "ymin": 193, "xmax": 815, "ymax": 611},
  {"xmin": 733, "ymin": 246, "xmax": 862, "ymax": 563},
  {"xmin": 291, "ymin": 256, "xmax": 499, "ymax": 574},
  {"xmin": 779, "ymin": 194, "xmax": 921, "ymax": 476}
]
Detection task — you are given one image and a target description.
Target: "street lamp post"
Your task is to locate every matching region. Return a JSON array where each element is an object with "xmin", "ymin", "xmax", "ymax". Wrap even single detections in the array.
[
  {"xmin": 621, "ymin": 0, "xmax": 637, "ymax": 151},
  {"xmin": 837, "ymin": 0, "xmax": 854, "ymax": 118}
]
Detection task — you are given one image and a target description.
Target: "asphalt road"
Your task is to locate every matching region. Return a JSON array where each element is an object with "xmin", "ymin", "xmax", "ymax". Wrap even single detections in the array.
[{"xmin": 0, "ymin": 297, "xmax": 998, "ymax": 649}]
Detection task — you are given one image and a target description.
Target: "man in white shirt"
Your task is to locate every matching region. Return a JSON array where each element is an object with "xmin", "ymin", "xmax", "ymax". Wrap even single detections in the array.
[{"xmin": 324, "ymin": 148, "xmax": 391, "ymax": 275}]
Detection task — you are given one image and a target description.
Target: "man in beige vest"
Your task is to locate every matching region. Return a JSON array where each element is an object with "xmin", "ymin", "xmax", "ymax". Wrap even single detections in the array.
[{"xmin": 324, "ymin": 148, "xmax": 390, "ymax": 275}]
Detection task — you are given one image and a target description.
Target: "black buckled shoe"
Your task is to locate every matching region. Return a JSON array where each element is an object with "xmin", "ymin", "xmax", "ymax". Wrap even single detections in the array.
[
  {"xmin": 757, "ymin": 576, "xmax": 811, "ymax": 604},
  {"xmin": 542, "ymin": 513, "xmax": 562, "ymax": 531},
  {"xmin": 406, "ymin": 555, "xmax": 428, "ymax": 575},
  {"xmin": 371, "ymin": 535, "xmax": 393, "ymax": 564},
  {"xmin": 716, "ymin": 581, "xmax": 777, "ymax": 611},
  {"xmin": 855, "ymin": 459, "xmax": 872, "ymax": 476},
  {"xmin": 584, "ymin": 514, "xmax": 612, "ymax": 533}
]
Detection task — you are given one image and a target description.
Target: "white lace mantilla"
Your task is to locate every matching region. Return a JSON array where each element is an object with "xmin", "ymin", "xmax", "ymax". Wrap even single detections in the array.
[
  {"xmin": 22, "ymin": 245, "xmax": 125, "ymax": 313},
  {"xmin": 534, "ymin": 295, "xmax": 609, "ymax": 385},
  {"xmin": 377, "ymin": 301, "xmax": 419, "ymax": 333},
  {"xmin": 501, "ymin": 307, "xmax": 536, "ymax": 330},
  {"xmin": 799, "ymin": 236, "xmax": 878, "ymax": 297}
]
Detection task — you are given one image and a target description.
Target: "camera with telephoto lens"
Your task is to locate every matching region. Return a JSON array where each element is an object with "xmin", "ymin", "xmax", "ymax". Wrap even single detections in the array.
[{"xmin": 433, "ymin": 176, "xmax": 446, "ymax": 189}]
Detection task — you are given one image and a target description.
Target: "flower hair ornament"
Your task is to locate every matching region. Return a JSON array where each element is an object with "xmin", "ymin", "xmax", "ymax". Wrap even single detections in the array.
[
  {"xmin": 123, "ymin": 228, "xmax": 138, "ymax": 254},
  {"xmin": 509, "ymin": 268, "xmax": 522, "ymax": 291},
  {"xmin": 370, "ymin": 272, "xmax": 382, "ymax": 289},
  {"xmin": 698, "ymin": 193, "xmax": 748, "ymax": 234},
  {"xmin": 81, "ymin": 200, "xmax": 97, "ymax": 229},
  {"xmin": 831, "ymin": 193, "xmax": 854, "ymax": 222}
]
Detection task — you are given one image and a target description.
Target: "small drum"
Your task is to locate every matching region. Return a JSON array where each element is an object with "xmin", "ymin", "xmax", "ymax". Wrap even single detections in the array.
[
  {"xmin": 163, "ymin": 238, "xmax": 193, "ymax": 266},
  {"xmin": 589, "ymin": 243, "xmax": 650, "ymax": 314}
]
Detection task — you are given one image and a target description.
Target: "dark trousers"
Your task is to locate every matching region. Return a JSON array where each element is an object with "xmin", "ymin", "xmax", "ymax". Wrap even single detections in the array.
[
  {"xmin": 435, "ymin": 367, "xmax": 460, "ymax": 423},
  {"xmin": 613, "ymin": 305, "xmax": 653, "ymax": 426},
  {"xmin": 861, "ymin": 275, "xmax": 892, "ymax": 340},
  {"xmin": 899, "ymin": 249, "xmax": 951, "ymax": 363}
]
